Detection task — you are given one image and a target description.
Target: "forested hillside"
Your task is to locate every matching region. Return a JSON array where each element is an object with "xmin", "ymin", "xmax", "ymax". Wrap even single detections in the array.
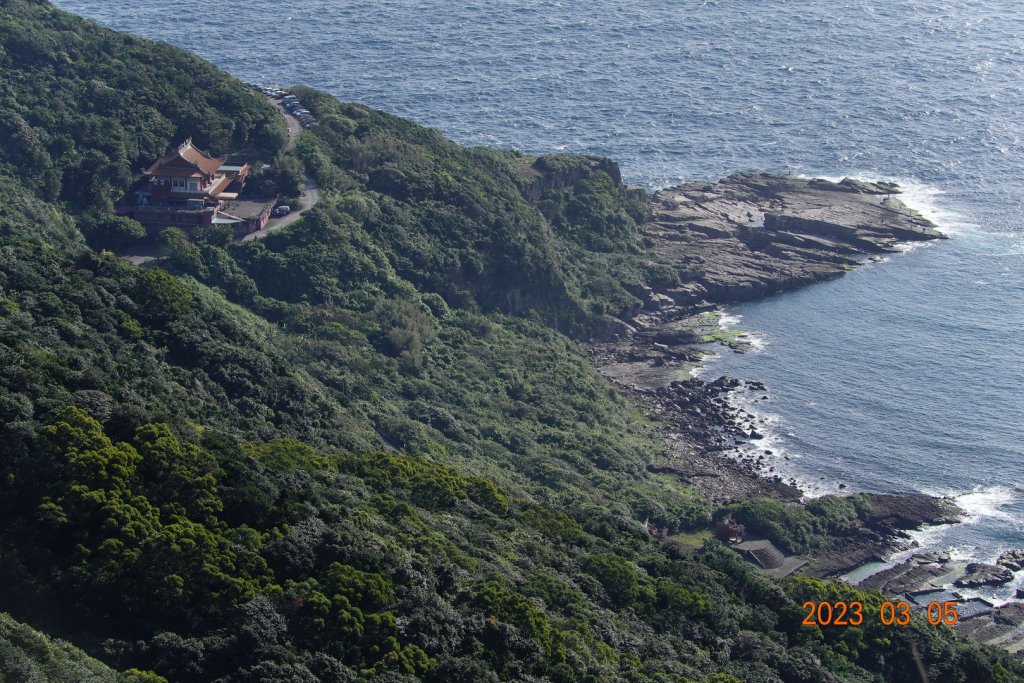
[{"xmin": 0, "ymin": 1, "xmax": 1020, "ymax": 681}]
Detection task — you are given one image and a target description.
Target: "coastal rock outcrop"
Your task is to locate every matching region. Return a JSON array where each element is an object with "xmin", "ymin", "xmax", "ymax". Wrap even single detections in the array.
[
  {"xmin": 997, "ymin": 549, "xmax": 1024, "ymax": 571},
  {"xmin": 519, "ymin": 154, "xmax": 623, "ymax": 202},
  {"xmin": 856, "ymin": 494, "xmax": 961, "ymax": 533},
  {"xmin": 856, "ymin": 552, "xmax": 955, "ymax": 594},
  {"xmin": 644, "ymin": 173, "xmax": 944, "ymax": 311},
  {"xmin": 589, "ymin": 173, "xmax": 948, "ymax": 510},
  {"xmin": 808, "ymin": 513, "xmax": 961, "ymax": 579},
  {"xmin": 955, "ymin": 563, "xmax": 1014, "ymax": 588}
]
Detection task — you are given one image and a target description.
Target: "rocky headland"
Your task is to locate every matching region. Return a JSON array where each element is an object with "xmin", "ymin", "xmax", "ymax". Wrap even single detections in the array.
[
  {"xmin": 998, "ymin": 549, "xmax": 1024, "ymax": 572},
  {"xmin": 592, "ymin": 173, "xmax": 944, "ymax": 497},
  {"xmin": 642, "ymin": 173, "xmax": 942, "ymax": 309},
  {"xmin": 590, "ymin": 172, "xmax": 957, "ymax": 567},
  {"xmin": 956, "ymin": 563, "xmax": 1016, "ymax": 589}
]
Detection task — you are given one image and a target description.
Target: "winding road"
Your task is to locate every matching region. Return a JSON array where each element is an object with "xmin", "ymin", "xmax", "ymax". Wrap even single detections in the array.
[
  {"xmin": 122, "ymin": 94, "xmax": 321, "ymax": 260},
  {"xmin": 241, "ymin": 96, "xmax": 322, "ymax": 241}
]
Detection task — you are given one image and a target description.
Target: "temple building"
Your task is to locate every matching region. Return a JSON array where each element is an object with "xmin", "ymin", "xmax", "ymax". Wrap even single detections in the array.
[{"xmin": 128, "ymin": 138, "xmax": 272, "ymax": 237}]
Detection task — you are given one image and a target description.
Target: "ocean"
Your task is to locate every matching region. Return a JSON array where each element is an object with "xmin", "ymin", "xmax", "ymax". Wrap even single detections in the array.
[{"xmin": 55, "ymin": 0, "xmax": 1023, "ymax": 599}]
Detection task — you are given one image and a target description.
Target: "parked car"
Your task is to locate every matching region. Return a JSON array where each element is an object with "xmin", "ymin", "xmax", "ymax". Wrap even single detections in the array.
[
  {"xmin": 272, "ymin": 205, "xmax": 292, "ymax": 217},
  {"xmin": 257, "ymin": 85, "xmax": 287, "ymax": 98}
]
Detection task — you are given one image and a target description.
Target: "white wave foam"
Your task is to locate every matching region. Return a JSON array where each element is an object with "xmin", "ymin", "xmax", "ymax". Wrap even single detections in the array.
[
  {"xmin": 718, "ymin": 311, "xmax": 743, "ymax": 328},
  {"xmin": 888, "ymin": 179, "xmax": 977, "ymax": 237},
  {"xmin": 952, "ymin": 485, "xmax": 1019, "ymax": 524},
  {"xmin": 798, "ymin": 173, "xmax": 977, "ymax": 237},
  {"xmin": 893, "ymin": 241, "xmax": 929, "ymax": 254},
  {"xmin": 745, "ymin": 334, "xmax": 768, "ymax": 352},
  {"xmin": 719, "ymin": 387, "xmax": 824, "ymax": 494},
  {"xmin": 894, "ymin": 485, "xmax": 1021, "ymax": 569},
  {"xmin": 896, "ymin": 524, "xmax": 956, "ymax": 558},
  {"xmin": 914, "ymin": 484, "xmax": 1019, "ymax": 524},
  {"xmin": 688, "ymin": 352, "xmax": 720, "ymax": 379},
  {"xmin": 717, "ymin": 310, "xmax": 768, "ymax": 352}
]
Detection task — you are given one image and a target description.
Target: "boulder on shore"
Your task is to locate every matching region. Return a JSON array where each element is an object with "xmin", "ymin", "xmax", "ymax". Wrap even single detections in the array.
[
  {"xmin": 997, "ymin": 549, "xmax": 1024, "ymax": 572},
  {"xmin": 955, "ymin": 563, "xmax": 1014, "ymax": 588}
]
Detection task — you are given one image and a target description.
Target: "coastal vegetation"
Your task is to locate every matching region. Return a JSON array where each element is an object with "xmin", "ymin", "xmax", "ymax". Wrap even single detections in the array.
[
  {"xmin": 716, "ymin": 497, "xmax": 869, "ymax": 555},
  {"xmin": 0, "ymin": 1, "xmax": 1020, "ymax": 681}
]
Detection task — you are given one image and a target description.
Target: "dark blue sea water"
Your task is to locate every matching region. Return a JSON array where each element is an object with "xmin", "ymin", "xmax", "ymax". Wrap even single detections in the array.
[{"xmin": 56, "ymin": 1, "xmax": 1023, "ymax": 598}]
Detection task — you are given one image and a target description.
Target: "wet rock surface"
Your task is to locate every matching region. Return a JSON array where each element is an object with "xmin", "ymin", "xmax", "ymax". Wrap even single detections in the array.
[
  {"xmin": 643, "ymin": 173, "xmax": 944, "ymax": 311},
  {"xmin": 805, "ymin": 506, "xmax": 961, "ymax": 580},
  {"xmin": 954, "ymin": 602, "xmax": 1024, "ymax": 655},
  {"xmin": 955, "ymin": 563, "xmax": 1015, "ymax": 588},
  {"xmin": 856, "ymin": 494, "xmax": 962, "ymax": 533},
  {"xmin": 857, "ymin": 552, "xmax": 958, "ymax": 594},
  {"xmin": 992, "ymin": 602, "xmax": 1024, "ymax": 626},
  {"xmin": 998, "ymin": 549, "xmax": 1024, "ymax": 572}
]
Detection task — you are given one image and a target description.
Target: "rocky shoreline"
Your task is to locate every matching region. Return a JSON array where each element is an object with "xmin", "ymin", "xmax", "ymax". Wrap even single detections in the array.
[
  {"xmin": 591, "ymin": 172, "xmax": 955, "ymax": 562},
  {"xmin": 635, "ymin": 172, "xmax": 942, "ymax": 310}
]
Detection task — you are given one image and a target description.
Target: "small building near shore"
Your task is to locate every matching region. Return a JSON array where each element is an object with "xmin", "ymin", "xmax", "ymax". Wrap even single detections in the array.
[{"xmin": 715, "ymin": 516, "xmax": 745, "ymax": 544}]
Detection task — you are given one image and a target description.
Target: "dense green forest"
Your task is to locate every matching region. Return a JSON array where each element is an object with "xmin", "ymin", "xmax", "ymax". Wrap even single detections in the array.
[{"xmin": 0, "ymin": 1, "xmax": 1020, "ymax": 681}]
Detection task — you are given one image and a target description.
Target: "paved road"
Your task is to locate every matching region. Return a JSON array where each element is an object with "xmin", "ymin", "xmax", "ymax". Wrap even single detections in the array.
[
  {"xmin": 241, "ymin": 96, "xmax": 322, "ymax": 241},
  {"xmin": 274, "ymin": 97, "xmax": 302, "ymax": 146},
  {"xmin": 242, "ymin": 179, "xmax": 321, "ymax": 241}
]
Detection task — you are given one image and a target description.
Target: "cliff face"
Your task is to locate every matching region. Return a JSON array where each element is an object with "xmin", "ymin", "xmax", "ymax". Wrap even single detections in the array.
[
  {"xmin": 518, "ymin": 154, "xmax": 624, "ymax": 202},
  {"xmin": 636, "ymin": 173, "xmax": 943, "ymax": 312}
]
